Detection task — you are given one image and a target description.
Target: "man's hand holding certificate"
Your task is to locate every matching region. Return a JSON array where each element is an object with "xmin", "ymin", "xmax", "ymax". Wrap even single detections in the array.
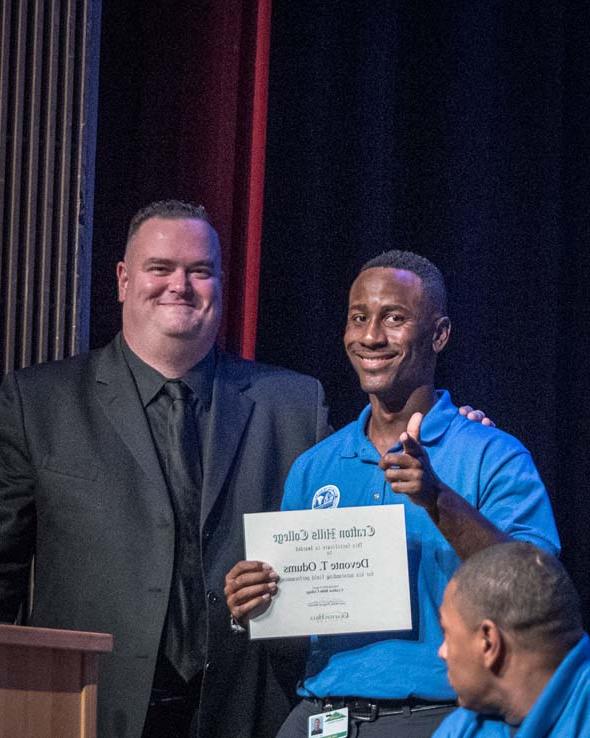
[{"xmin": 225, "ymin": 505, "xmax": 411, "ymax": 638}]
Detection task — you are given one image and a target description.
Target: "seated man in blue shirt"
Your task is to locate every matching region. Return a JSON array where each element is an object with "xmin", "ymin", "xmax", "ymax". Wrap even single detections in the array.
[
  {"xmin": 225, "ymin": 250, "xmax": 559, "ymax": 737},
  {"xmin": 434, "ymin": 541, "xmax": 590, "ymax": 738}
]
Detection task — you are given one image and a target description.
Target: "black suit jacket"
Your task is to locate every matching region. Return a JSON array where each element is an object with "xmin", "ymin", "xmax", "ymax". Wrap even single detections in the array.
[{"xmin": 0, "ymin": 336, "xmax": 331, "ymax": 738}]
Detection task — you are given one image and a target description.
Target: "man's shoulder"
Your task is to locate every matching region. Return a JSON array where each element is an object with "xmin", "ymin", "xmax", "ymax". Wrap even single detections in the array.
[
  {"xmin": 289, "ymin": 418, "xmax": 357, "ymax": 467},
  {"xmin": 4, "ymin": 343, "xmax": 109, "ymax": 390},
  {"xmin": 442, "ymin": 401, "xmax": 529, "ymax": 458},
  {"xmin": 216, "ymin": 351, "xmax": 322, "ymax": 394},
  {"xmin": 217, "ymin": 351, "xmax": 317, "ymax": 380}
]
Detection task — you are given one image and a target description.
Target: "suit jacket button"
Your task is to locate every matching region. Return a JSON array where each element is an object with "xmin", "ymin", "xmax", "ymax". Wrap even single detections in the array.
[
  {"xmin": 205, "ymin": 661, "xmax": 214, "ymax": 672},
  {"xmin": 207, "ymin": 590, "xmax": 218, "ymax": 604}
]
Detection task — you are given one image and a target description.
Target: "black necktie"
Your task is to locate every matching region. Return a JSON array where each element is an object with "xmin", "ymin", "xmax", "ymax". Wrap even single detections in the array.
[{"xmin": 162, "ymin": 380, "xmax": 203, "ymax": 682}]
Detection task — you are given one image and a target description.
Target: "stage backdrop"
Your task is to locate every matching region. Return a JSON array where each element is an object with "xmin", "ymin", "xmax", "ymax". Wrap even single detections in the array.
[
  {"xmin": 90, "ymin": 1, "xmax": 590, "ymax": 623},
  {"xmin": 256, "ymin": 1, "xmax": 590, "ymax": 623}
]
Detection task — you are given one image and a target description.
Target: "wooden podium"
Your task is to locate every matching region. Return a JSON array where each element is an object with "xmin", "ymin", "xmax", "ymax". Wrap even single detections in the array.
[{"xmin": 0, "ymin": 623, "xmax": 113, "ymax": 738}]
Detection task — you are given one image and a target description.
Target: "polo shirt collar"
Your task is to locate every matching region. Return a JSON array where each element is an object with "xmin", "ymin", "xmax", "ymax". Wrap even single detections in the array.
[
  {"xmin": 340, "ymin": 389, "xmax": 457, "ymax": 459},
  {"xmin": 516, "ymin": 633, "xmax": 590, "ymax": 736}
]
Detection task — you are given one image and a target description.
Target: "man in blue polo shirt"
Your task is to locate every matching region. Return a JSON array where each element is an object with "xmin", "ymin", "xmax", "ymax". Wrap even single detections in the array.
[
  {"xmin": 225, "ymin": 250, "xmax": 559, "ymax": 737},
  {"xmin": 434, "ymin": 541, "xmax": 590, "ymax": 738}
]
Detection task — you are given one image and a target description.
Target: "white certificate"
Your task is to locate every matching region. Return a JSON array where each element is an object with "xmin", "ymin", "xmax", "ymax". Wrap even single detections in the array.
[{"xmin": 243, "ymin": 505, "xmax": 411, "ymax": 639}]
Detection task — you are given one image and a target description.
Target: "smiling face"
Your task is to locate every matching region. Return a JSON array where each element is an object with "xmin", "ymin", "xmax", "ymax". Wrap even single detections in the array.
[
  {"xmin": 117, "ymin": 216, "xmax": 222, "ymax": 361},
  {"xmin": 344, "ymin": 267, "xmax": 449, "ymax": 402}
]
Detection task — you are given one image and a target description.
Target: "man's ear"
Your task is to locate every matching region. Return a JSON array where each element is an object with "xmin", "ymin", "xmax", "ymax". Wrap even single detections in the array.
[
  {"xmin": 480, "ymin": 620, "xmax": 504, "ymax": 672},
  {"xmin": 432, "ymin": 316, "xmax": 451, "ymax": 354},
  {"xmin": 116, "ymin": 261, "xmax": 128, "ymax": 303}
]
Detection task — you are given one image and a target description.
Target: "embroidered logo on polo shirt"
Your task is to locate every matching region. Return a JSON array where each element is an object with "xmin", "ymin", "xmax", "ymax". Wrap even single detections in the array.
[{"xmin": 312, "ymin": 484, "xmax": 340, "ymax": 509}]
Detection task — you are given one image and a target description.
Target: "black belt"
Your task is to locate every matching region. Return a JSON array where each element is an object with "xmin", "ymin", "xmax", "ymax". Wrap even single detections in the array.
[{"xmin": 314, "ymin": 697, "xmax": 457, "ymax": 722}]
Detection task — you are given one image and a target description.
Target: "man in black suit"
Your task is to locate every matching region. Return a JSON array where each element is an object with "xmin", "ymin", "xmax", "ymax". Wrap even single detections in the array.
[{"xmin": 0, "ymin": 200, "xmax": 331, "ymax": 738}]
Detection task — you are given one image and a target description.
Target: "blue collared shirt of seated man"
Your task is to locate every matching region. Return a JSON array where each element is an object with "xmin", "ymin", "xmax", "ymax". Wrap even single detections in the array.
[{"xmin": 434, "ymin": 542, "xmax": 589, "ymax": 738}]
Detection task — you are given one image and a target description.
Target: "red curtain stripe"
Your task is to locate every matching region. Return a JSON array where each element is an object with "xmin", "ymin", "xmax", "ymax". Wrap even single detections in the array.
[{"xmin": 240, "ymin": 0, "xmax": 271, "ymax": 359}]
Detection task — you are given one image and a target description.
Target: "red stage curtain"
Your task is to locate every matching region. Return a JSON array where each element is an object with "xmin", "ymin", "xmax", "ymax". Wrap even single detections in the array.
[
  {"xmin": 91, "ymin": 1, "xmax": 272, "ymax": 357},
  {"xmin": 176, "ymin": 0, "xmax": 272, "ymax": 358}
]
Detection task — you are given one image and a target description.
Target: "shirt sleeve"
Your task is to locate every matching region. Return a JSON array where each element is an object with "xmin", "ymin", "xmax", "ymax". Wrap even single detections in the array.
[{"xmin": 477, "ymin": 438, "xmax": 560, "ymax": 554}]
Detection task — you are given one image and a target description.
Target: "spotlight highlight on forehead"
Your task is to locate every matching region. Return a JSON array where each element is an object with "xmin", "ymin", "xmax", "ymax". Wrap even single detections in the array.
[
  {"xmin": 359, "ymin": 249, "xmax": 447, "ymax": 316},
  {"xmin": 348, "ymin": 266, "xmax": 437, "ymax": 322},
  {"xmin": 125, "ymin": 216, "xmax": 222, "ymax": 275}
]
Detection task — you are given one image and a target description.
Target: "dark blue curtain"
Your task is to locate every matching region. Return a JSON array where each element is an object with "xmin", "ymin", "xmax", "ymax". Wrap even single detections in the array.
[{"xmin": 257, "ymin": 2, "xmax": 590, "ymax": 622}]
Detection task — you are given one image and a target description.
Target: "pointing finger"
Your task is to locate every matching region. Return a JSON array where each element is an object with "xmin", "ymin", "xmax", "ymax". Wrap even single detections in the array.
[
  {"xmin": 401, "ymin": 430, "xmax": 422, "ymax": 457},
  {"xmin": 406, "ymin": 412, "xmax": 423, "ymax": 443}
]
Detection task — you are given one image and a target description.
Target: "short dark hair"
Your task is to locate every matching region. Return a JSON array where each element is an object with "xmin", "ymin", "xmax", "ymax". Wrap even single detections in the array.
[
  {"xmin": 452, "ymin": 542, "xmax": 583, "ymax": 653},
  {"xmin": 360, "ymin": 250, "xmax": 447, "ymax": 315},
  {"xmin": 126, "ymin": 199, "xmax": 210, "ymax": 244}
]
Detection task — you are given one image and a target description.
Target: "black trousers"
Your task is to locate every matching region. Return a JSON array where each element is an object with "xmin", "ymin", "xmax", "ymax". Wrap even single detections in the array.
[
  {"xmin": 142, "ymin": 698, "xmax": 198, "ymax": 738},
  {"xmin": 276, "ymin": 698, "xmax": 456, "ymax": 738},
  {"xmin": 142, "ymin": 654, "xmax": 201, "ymax": 738}
]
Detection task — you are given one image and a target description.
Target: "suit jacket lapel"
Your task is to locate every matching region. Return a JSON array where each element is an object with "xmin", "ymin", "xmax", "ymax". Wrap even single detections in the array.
[
  {"xmin": 201, "ymin": 353, "xmax": 254, "ymax": 528},
  {"xmin": 94, "ymin": 337, "xmax": 169, "ymax": 500}
]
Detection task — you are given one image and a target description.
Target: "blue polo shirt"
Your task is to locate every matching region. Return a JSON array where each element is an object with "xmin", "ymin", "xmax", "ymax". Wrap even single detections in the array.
[
  {"xmin": 432, "ymin": 634, "xmax": 590, "ymax": 737},
  {"xmin": 281, "ymin": 391, "xmax": 560, "ymax": 700}
]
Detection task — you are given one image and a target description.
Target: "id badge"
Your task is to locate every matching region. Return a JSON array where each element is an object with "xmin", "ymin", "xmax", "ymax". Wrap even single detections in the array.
[{"xmin": 308, "ymin": 707, "xmax": 348, "ymax": 738}]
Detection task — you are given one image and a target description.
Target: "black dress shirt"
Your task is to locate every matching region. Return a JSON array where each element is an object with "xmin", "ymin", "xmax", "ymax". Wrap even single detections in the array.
[
  {"xmin": 121, "ymin": 339, "xmax": 215, "ymax": 474},
  {"xmin": 122, "ymin": 339, "xmax": 216, "ymax": 682}
]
